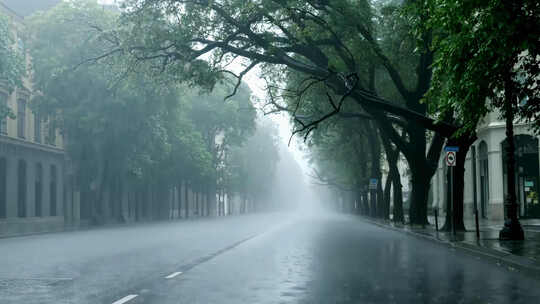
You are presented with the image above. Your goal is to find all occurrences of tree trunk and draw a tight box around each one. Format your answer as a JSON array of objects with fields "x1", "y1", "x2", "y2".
[
  {"x1": 217, "y1": 190, "x2": 222, "y2": 216},
  {"x1": 499, "y1": 71, "x2": 524, "y2": 240},
  {"x1": 201, "y1": 192, "x2": 205, "y2": 216},
  {"x1": 184, "y1": 182, "x2": 189, "y2": 219},
  {"x1": 381, "y1": 134, "x2": 399, "y2": 221},
  {"x1": 441, "y1": 135, "x2": 475, "y2": 232},
  {"x1": 195, "y1": 191, "x2": 199, "y2": 216},
  {"x1": 392, "y1": 171, "x2": 404, "y2": 223},
  {"x1": 408, "y1": 165, "x2": 431, "y2": 226},
  {"x1": 354, "y1": 190, "x2": 361, "y2": 214},
  {"x1": 365, "y1": 122, "x2": 382, "y2": 218},
  {"x1": 362, "y1": 191, "x2": 369, "y2": 215},
  {"x1": 206, "y1": 183, "x2": 216, "y2": 216},
  {"x1": 388, "y1": 155, "x2": 404, "y2": 223},
  {"x1": 177, "y1": 182, "x2": 182, "y2": 218},
  {"x1": 382, "y1": 173, "x2": 392, "y2": 220}
]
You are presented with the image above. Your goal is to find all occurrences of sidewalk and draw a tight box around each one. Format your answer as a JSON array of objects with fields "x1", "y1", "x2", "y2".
[{"x1": 364, "y1": 215, "x2": 540, "y2": 276}]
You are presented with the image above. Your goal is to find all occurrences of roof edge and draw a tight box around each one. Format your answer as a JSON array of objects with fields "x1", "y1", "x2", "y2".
[{"x1": 0, "y1": 2, "x2": 24, "y2": 21}]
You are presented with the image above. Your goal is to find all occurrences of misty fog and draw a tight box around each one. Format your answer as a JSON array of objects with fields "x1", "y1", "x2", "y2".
[{"x1": 2, "y1": 0, "x2": 540, "y2": 303}]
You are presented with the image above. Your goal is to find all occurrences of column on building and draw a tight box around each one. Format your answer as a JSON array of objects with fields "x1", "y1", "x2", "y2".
[
  {"x1": 463, "y1": 150, "x2": 475, "y2": 218},
  {"x1": 488, "y1": 133, "x2": 505, "y2": 220}
]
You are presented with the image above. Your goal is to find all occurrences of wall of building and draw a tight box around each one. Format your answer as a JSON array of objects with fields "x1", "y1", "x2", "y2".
[
  {"x1": 0, "y1": 133, "x2": 65, "y2": 236},
  {"x1": 1, "y1": 5, "x2": 66, "y2": 236}
]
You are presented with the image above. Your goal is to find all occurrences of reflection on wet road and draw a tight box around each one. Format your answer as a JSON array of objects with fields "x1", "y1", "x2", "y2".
[
  {"x1": 126, "y1": 214, "x2": 540, "y2": 304},
  {"x1": 2, "y1": 213, "x2": 540, "y2": 303}
]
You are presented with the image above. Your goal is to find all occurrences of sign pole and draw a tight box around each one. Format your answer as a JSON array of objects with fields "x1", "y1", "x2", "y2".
[
  {"x1": 444, "y1": 146, "x2": 459, "y2": 238},
  {"x1": 434, "y1": 207, "x2": 439, "y2": 232},
  {"x1": 451, "y1": 166, "x2": 456, "y2": 237},
  {"x1": 369, "y1": 178, "x2": 378, "y2": 217}
]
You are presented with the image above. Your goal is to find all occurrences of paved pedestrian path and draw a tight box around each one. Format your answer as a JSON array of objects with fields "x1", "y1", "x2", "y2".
[{"x1": 368, "y1": 215, "x2": 540, "y2": 276}]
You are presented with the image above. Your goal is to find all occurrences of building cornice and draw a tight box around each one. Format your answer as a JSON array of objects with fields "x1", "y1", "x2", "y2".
[
  {"x1": 0, "y1": 134, "x2": 64, "y2": 155},
  {"x1": 477, "y1": 121, "x2": 532, "y2": 135}
]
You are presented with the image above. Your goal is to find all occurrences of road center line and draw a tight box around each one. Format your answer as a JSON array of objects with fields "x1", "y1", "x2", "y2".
[
  {"x1": 112, "y1": 294, "x2": 138, "y2": 304},
  {"x1": 165, "y1": 271, "x2": 183, "y2": 279}
]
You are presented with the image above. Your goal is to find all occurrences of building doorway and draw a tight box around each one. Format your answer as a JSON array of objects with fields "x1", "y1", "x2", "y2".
[
  {"x1": 50, "y1": 165, "x2": 57, "y2": 216},
  {"x1": 502, "y1": 135, "x2": 540, "y2": 218},
  {"x1": 18, "y1": 159, "x2": 27, "y2": 217},
  {"x1": 35, "y1": 163, "x2": 43, "y2": 217}
]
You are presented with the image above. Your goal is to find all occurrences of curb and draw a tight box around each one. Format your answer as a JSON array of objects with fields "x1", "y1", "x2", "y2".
[{"x1": 359, "y1": 216, "x2": 540, "y2": 278}]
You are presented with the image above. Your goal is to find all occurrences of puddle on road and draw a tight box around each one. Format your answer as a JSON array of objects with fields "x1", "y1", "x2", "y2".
[{"x1": 277, "y1": 244, "x2": 314, "y2": 302}]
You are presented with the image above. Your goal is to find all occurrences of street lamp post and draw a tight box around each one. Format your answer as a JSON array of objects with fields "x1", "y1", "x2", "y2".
[{"x1": 499, "y1": 90, "x2": 524, "y2": 240}]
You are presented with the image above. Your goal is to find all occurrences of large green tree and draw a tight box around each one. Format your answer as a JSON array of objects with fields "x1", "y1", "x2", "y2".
[
  {"x1": 426, "y1": 0, "x2": 539, "y2": 238},
  {"x1": 26, "y1": 0, "x2": 258, "y2": 221},
  {"x1": 0, "y1": 11, "x2": 25, "y2": 119}
]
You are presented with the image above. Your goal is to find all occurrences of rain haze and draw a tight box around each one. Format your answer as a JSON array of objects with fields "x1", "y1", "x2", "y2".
[{"x1": 1, "y1": 0, "x2": 540, "y2": 304}]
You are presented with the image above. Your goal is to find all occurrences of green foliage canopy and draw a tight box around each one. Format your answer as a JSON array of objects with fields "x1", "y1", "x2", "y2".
[{"x1": 426, "y1": 0, "x2": 540, "y2": 133}]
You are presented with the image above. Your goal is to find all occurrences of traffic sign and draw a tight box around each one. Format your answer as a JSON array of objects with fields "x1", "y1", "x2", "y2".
[
  {"x1": 444, "y1": 146, "x2": 459, "y2": 152},
  {"x1": 369, "y1": 178, "x2": 378, "y2": 190},
  {"x1": 445, "y1": 151, "x2": 457, "y2": 167}
]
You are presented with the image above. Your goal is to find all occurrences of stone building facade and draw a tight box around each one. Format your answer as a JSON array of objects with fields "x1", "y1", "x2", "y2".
[{"x1": 1, "y1": 1, "x2": 67, "y2": 235}]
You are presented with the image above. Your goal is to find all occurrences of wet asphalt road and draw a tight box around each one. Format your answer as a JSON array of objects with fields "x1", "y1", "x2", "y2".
[{"x1": 1, "y1": 212, "x2": 540, "y2": 304}]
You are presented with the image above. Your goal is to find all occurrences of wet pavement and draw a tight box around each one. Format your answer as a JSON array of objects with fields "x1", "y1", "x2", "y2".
[
  {"x1": 2, "y1": 212, "x2": 540, "y2": 303},
  {"x1": 412, "y1": 216, "x2": 540, "y2": 260}
]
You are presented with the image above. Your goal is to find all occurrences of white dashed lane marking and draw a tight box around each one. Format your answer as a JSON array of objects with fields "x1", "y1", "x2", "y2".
[
  {"x1": 111, "y1": 294, "x2": 138, "y2": 304},
  {"x1": 165, "y1": 271, "x2": 183, "y2": 279}
]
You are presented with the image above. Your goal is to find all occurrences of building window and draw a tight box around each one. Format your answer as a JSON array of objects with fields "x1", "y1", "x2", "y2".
[
  {"x1": 18, "y1": 159, "x2": 27, "y2": 217},
  {"x1": 34, "y1": 113, "x2": 41, "y2": 143},
  {"x1": 35, "y1": 163, "x2": 43, "y2": 217},
  {"x1": 0, "y1": 158, "x2": 6, "y2": 218},
  {"x1": 1, "y1": 92, "x2": 8, "y2": 134},
  {"x1": 47, "y1": 118, "x2": 56, "y2": 146},
  {"x1": 17, "y1": 99, "x2": 26, "y2": 139},
  {"x1": 50, "y1": 164, "x2": 57, "y2": 216}
]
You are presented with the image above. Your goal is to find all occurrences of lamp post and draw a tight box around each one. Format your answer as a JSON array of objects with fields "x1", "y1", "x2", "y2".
[{"x1": 499, "y1": 85, "x2": 524, "y2": 240}]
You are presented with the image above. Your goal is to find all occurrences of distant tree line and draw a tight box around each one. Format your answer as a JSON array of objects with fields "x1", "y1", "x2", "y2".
[{"x1": 1, "y1": 1, "x2": 282, "y2": 223}]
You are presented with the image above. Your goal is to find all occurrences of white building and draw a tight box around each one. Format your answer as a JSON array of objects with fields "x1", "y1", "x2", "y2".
[{"x1": 431, "y1": 110, "x2": 540, "y2": 220}]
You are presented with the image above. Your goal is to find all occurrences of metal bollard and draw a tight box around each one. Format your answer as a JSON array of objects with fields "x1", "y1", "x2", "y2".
[{"x1": 434, "y1": 208, "x2": 439, "y2": 232}]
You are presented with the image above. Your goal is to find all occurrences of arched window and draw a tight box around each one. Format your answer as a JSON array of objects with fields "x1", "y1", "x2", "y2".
[
  {"x1": 18, "y1": 159, "x2": 27, "y2": 217},
  {"x1": 50, "y1": 165, "x2": 57, "y2": 216},
  {"x1": 0, "y1": 157, "x2": 6, "y2": 218},
  {"x1": 47, "y1": 117, "x2": 56, "y2": 146},
  {"x1": 35, "y1": 163, "x2": 43, "y2": 217},
  {"x1": 17, "y1": 99, "x2": 26, "y2": 139}
]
